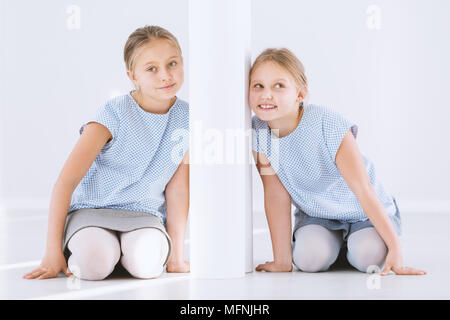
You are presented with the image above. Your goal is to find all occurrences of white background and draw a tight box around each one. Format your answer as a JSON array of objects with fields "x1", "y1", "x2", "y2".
[{"x1": 1, "y1": 0, "x2": 449, "y2": 214}]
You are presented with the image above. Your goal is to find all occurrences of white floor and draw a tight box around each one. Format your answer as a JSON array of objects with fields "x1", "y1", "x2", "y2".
[{"x1": 1, "y1": 209, "x2": 449, "y2": 300}]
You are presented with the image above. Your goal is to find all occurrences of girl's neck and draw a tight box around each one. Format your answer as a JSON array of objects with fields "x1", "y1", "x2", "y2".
[
  {"x1": 267, "y1": 106, "x2": 304, "y2": 138},
  {"x1": 132, "y1": 90, "x2": 176, "y2": 114}
]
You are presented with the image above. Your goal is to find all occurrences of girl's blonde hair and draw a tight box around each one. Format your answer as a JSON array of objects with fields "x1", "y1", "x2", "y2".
[
  {"x1": 124, "y1": 25, "x2": 182, "y2": 73},
  {"x1": 250, "y1": 48, "x2": 308, "y2": 100}
]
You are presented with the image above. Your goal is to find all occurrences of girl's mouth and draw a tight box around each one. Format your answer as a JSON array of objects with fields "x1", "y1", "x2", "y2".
[
  {"x1": 159, "y1": 83, "x2": 176, "y2": 90},
  {"x1": 258, "y1": 104, "x2": 277, "y2": 111}
]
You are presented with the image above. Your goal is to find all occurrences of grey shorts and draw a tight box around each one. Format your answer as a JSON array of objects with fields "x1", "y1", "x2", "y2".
[
  {"x1": 292, "y1": 197, "x2": 402, "y2": 243},
  {"x1": 62, "y1": 208, "x2": 172, "y2": 266}
]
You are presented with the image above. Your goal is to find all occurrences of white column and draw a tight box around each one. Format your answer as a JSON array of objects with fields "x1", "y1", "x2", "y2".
[{"x1": 189, "y1": 0, "x2": 252, "y2": 278}]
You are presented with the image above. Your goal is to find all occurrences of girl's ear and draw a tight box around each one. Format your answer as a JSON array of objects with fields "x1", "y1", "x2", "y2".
[
  {"x1": 296, "y1": 88, "x2": 305, "y2": 104},
  {"x1": 126, "y1": 70, "x2": 138, "y2": 87}
]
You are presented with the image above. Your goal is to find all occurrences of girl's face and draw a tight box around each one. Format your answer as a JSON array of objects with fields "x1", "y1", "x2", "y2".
[
  {"x1": 249, "y1": 61, "x2": 304, "y2": 121},
  {"x1": 127, "y1": 39, "x2": 184, "y2": 101}
]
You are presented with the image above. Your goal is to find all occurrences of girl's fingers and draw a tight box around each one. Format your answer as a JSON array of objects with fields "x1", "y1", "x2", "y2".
[
  {"x1": 417, "y1": 269, "x2": 427, "y2": 275},
  {"x1": 393, "y1": 266, "x2": 427, "y2": 275},
  {"x1": 37, "y1": 272, "x2": 49, "y2": 280},
  {"x1": 38, "y1": 271, "x2": 55, "y2": 280},
  {"x1": 33, "y1": 269, "x2": 48, "y2": 279},
  {"x1": 22, "y1": 272, "x2": 33, "y2": 278},
  {"x1": 380, "y1": 265, "x2": 392, "y2": 276},
  {"x1": 64, "y1": 269, "x2": 74, "y2": 278},
  {"x1": 23, "y1": 268, "x2": 40, "y2": 278},
  {"x1": 255, "y1": 262, "x2": 270, "y2": 272},
  {"x1": 23, "y1": 269, "x2": 40, "y2": 278},
  {"x1": 23, "y1": 268, "x2": 46, "y2": 279}
]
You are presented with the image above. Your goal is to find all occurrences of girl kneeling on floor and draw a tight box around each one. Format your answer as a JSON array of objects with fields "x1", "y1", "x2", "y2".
[
  {"x1": 250, "y1": 48, "x2": 425, "y2": 276},
  {"x1": 23, "y1": 25, "x2": 190, "y2": 281}
]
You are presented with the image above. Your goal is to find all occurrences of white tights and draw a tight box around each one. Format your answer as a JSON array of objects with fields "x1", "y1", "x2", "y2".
[
  {"x1": 293, "y1": 225, "x2": 388, "y2": 273},
  {"x1": 67, "y1": 227, "x2": 169, "y2": 281}
]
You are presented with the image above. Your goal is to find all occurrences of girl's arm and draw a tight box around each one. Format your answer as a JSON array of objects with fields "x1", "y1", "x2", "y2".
[
  {"x1": 253, "y1": 151, "x2": 293, "y2": 272},
  {"x1": 165, "y1": 150, "x2": 190, "y2": 273},
  {"x1": 23, "y1": 122, "x2": 112, "y2": 279},
  {"x1": 335, "y1": 130, "x2": 426, "y2": 276}
]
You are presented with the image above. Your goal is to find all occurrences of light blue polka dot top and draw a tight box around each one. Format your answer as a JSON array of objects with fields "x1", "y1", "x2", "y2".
[
  {"x1": 252, "y1": 104, "x2": 397, "y2": 223},
  {"x1": 69, "y1": 92, "x2": 189, "y2": 224}
]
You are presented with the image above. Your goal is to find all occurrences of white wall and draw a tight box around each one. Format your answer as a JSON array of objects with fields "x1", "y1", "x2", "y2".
[{"x1": 1, "y1": 0, "x2": 449, "y2": 214}]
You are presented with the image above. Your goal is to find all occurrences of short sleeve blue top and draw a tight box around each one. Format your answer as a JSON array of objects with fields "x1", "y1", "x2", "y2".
[
  {"x1": 69, "y1": 92, "x2": 189, "y2": 224},
  {"x1": 252, "y1": 104, "x2": 397, "y2": 223}
]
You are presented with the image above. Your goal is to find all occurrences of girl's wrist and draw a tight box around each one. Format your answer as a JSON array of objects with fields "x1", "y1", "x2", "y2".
[
  {"x1": 45, "y1": 242, "x2": 63, "y2": 253},
  {"x1": 167, "y1": 249, "x2": 185, "y2": 263},
  {"x1": 273, "y1": 260, "x2": 293, "y2": 272},
  {"x1": 167, "y1": 257, "x2": 185, "y2": 264},
  {"x1": 274, "y1": 255, "x2": 293, "y2": 267},
  {"x1": 387, "y1": 240, "x2": 402, "y2": 252}
]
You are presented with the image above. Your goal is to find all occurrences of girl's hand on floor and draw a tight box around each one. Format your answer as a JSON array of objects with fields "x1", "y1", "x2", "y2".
[
  {"x1": 22, "y1": 251, "x2": 73, "y2": 280},
  {"x1": 255, "y1": 261, "x2": 292, "y2": 272},
  {"x1": 381, "y1": 249, "x2": 427, "y2": 276},
  {"x1": 166, "y1": 260, "x2": 190, "y2": 273}
]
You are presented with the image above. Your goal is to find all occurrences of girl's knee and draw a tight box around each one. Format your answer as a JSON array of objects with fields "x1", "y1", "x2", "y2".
[
  {"x1": 293, "y1": 245, "x2": 335, "y2": 273},
  {"x1": 346, "y1": 227, "x2": 388, "y2": 273},
  {"x1": 67, "y1": 227, "x2": 121, "y2": 280},
  {"x1": 120, "y1": 228, "x2": 169, "y2": 279},
  {"x1": 68, "y1": 251, "x2": 119, "y2": 281},
  {"x1": 293, "y1": 225, "x2": 342, "y2": 273}
]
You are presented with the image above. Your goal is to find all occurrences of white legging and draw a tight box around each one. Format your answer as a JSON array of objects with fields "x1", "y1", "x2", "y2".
[
  {"x1": 67, "y1": 227, "x2": 169, "y2": 281},
  {"x1": 293, "y1": 225, "x2": 388, "y2": 273}
]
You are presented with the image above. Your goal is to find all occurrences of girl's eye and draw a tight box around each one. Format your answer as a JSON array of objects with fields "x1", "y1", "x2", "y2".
[
  {"x1": 147, "y1": 67, "x2": 156, "y2": 72},
  {"x1": 252, "y1": 83, "x2": 283, "y2": 89},
  {"x1": 169, "y1": 61, "x2": 177, "y2": 67}
]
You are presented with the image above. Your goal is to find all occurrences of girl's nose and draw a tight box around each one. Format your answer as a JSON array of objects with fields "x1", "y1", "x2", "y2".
[
  {"x1": 159, "y1": 67, "x2": 172, "y2": 82},
  {"x1": 261, "y1": 89, "x2": 273, "y2": 100}
]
